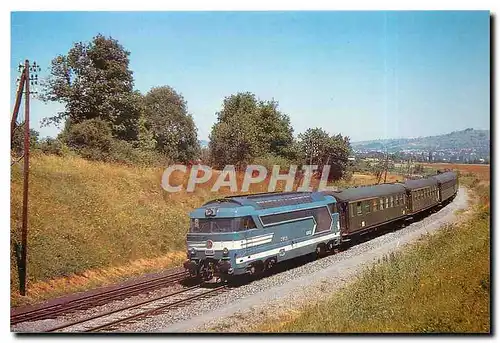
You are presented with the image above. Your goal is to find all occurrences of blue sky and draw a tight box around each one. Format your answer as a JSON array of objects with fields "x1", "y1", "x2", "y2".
[{"x1": 11, "y1": 11, "x2": 490, "y2": 142}]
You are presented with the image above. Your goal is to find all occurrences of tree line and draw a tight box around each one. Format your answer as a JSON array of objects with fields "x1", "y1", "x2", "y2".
[{"x1": 14, "y1": 34, "x2": 352, "y2": 181}]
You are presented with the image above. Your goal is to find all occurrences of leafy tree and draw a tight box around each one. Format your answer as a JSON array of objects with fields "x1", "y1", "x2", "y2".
[
  {"x1": 143, "y1": 86, "x2": 200, "y2": 163},
  {"x1": 11, "y1": 123, "x2": 39, "y2": 154},
  {"x1": 297, "y1": 128, "x2": 351, "y2": 181},
  {"x1": 65, "y1": 118, "x2": 114, "y2": 161},
  {"x1": 255, "y1": 100, "x2": 294, "y2": 159},
  {"x1": 41, "y1": 34, "x2": 140, "y2": 141},
  {"x1": 136, "y1": 113, "x2": 156, "y2": 152},
  {"x1": 209, "y1": 92, "x2": 294, "y2": 169},
  {"x1": 209, "y1": 92, "x2": 260, "y2": 169}
]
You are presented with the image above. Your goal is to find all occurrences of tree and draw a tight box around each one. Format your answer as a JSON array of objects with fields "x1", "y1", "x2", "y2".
[
  {"x1": 209, "y1": 92, "x2": 294, "y2": 169},
  {"x1": 297, "y1": 128, "x2": 351, "y2": 181},
  {"x1": 11, "y1": 123, "x2": 39, "y2": 154},
  {"x1": 41, "y1": 34, "x2": 140, "y2": 141},
  {"x1": 209, "y1": 92, "x2": 261, "y2": 169},
  {"x1": 143, "y1": 86, "x2": 200, "y2": 163},
  {"x1": 65, "y1": 118, "x2": 114, "y2": 161},
  {"x1": 255, "y1": 100, "x2": 294, "y2": 159}
]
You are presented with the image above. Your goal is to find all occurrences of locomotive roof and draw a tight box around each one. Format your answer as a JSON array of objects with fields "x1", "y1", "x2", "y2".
[
  {"x1": 322, "y1": 183, "x2": 406, "y2": 202},
  {"x1": 404, "y1": 177, "x2": 438, "y2": 190},
  {"x1": 432, "y1": 171, "x2": 457, "y2": 184},
  {"x1": 202, "y1": 191, "x2": 333, "y2": 210}
]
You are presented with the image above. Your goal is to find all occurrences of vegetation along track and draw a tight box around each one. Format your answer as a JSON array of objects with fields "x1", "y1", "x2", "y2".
[
  {"x1": 46, "y1": 285, "x2": 227, "y2": 332},
  {"x1": 11, "y1": 270, "x2": 188, "y2": 325}
]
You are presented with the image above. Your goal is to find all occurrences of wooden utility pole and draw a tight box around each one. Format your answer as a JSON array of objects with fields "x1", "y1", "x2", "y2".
[
  {"x1": 12, "y1": 59, "x2": 40, "y2": 296},
  {"x1": 20, "y1": 60, "x2": 30, "y2": 296},
  {"x1": 383, "y1": 151, "x2": 389, "y2": 183}
]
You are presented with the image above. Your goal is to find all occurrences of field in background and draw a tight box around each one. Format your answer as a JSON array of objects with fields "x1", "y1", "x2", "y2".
[
  {"x1": 11, "y1": 153, "x2": 402, "y2": 307},
  {"x1": 256, "y1": 165, "x2": 490, "y2": 333}
]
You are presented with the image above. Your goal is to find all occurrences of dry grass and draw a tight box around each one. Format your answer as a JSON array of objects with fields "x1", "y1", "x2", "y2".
[
  {"x1": 257, "y1": 169, "x2": 490, "y2": 333},
  {"x1": 11, "y1": 252, "x2": 185, "y2": 307},
  {"x1": 11, "y1": 153, "x2": 205, "y2": 306},
  {"x1": 422, "y1": 163, "x2": 490, "y2": 182}
]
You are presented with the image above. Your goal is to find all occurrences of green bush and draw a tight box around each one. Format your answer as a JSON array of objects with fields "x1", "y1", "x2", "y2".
[
  {"x1": 252, "y1": 153, "x2": 294, "y2": 172},
  {"x1": 65, "y1": 118, "x2": 114, "y2": 161},
  {"x1": 39, "y1": 138, "x2": 67, "y2": 156}
]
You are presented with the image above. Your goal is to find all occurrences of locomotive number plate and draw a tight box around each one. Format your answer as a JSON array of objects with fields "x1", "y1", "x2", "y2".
[{"x1": 205, "y1": 249, "x2": 214, "y2": 256}]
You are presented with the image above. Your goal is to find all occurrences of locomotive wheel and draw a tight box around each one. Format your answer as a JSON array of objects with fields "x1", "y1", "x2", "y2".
[
  {"x1": 316, "y1": 244, "x2": 326, "y2": 258},
  {"x1": 248, "y1": 261, "x2": 265, "y2": 275},
  {"x1": 327, "y1": 241, "x2": 335, "y2": 252},
  {"x1": 265, "y1": 258, "x2": 277, "y2": 271}
]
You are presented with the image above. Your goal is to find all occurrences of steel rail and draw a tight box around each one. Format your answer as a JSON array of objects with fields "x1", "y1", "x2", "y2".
[
  {"x1": 86, "y1": 286, "x2": 226, "y2": 332},
  {"x1": 46, "y1": 285, "x2": 224, "y2": 332},
  {"x1": 11, "y1": 271, "x2": 188, "y2": 325}
]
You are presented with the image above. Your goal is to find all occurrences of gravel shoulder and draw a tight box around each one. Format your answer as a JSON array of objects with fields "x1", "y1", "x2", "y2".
[{"x1": 125, "y1": 187, "x2": 470, "y2": 333}]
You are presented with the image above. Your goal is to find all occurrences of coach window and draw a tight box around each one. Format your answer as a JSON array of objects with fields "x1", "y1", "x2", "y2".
[
  {"x1": 372, "y1": 199, "x2": 378, "y2": 212},
  {"x1": 395, "y1": 195, "x2": 399, "y2": 206},
  {"x1": 350, "y1": 203, "x2": 354, "y2": 217},
  {"x1": 385, "y1": 197, "x2": 389, "y2": 209},
  {"x1": 364, "y1": 201, "x2": 371, "y2": 214},
  {"x1": 389, "y1": 196, "x2": 394, "y2": 208},
  {"x1": 380, "y1": 198, "x2": 384, "y2": 210},
  {"x1": 356, "y1": 202, "x2": 362, "y2": 216}
]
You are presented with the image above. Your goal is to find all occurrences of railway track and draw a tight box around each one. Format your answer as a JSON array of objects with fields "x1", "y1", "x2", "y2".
[
  {"x1": 46, "y1": 285, "x2": 227, "y2": 332},
  {"x1": 11, "y1": 270, "x2": 188, "y2": 326}
]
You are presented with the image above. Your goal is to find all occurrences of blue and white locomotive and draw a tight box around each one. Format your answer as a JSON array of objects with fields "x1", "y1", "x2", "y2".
[{"x1": 183, "y1": 191, "x2": 341, "y2": 281}]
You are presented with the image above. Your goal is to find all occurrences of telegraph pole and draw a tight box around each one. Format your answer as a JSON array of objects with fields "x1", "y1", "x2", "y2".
[
  {"x1": 12, "y1": 59, "x2": 40, "y2": 296},
  {"x1": 383, "y1": 151, "x2": 389, "y2": 183}
]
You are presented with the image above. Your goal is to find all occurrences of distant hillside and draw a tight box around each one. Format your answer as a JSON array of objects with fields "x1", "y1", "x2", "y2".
[{"x1": 352, "y1": 128, "x2": 490, "y2": 156}]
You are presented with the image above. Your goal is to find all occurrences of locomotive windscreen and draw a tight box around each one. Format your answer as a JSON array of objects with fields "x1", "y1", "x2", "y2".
[{"x1": 189, "y1": 216, "x2": 256, "y2": 233}]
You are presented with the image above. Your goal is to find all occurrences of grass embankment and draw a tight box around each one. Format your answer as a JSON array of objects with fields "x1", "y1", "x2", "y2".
[
  {"x1": 11, "y1": 153, "x2": 400, "y2": 307},
  {"x1": 10, "y1": 154, "x2": 200, "y2": 306},
  {"x1": 259, "y1": 166, "x2": 490, "y2": 333}
]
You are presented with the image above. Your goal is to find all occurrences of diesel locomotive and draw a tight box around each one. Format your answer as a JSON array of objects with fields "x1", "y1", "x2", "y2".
[{"x1": 183, "y1": 171, "x2": 458, "y2": 282}]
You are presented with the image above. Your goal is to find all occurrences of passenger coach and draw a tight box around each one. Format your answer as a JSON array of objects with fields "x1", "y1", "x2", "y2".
[
  {"x1": 184, "y1": 191, "x2": 340, "y2": 281},
  {"x1": 404, "y1": 178, "x2": 440, "y2": 215},
  {"x1": 433, "y1": 171, "x2": 458, "y2": 203},
  {"x1": 323, "y1": 184, "x2": 407, "y2": 238}
]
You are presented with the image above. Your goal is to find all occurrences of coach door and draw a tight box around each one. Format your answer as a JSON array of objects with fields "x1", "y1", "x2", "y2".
[{"x1": 339, "y1": 202, "x2": 348, "y2": 234}]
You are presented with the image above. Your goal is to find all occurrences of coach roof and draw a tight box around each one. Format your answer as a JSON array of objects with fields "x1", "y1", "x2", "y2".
[
  {"x1": 404, "y1": 177, "x2": 439, "y2": 190},
  {"x1": 322, "y1": 183, "x2": 406, "y2": 202},
  {"x1": 432, "y1": 171, "x2": 457, "y2": 184}
]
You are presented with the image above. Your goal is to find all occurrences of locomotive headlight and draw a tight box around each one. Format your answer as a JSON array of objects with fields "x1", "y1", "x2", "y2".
[
  {"x1": 189, "y1": 248, "x2": 196, "y2": 256},
  {"x1": 222, "y1": 247, "x2": 229, "y2": 257}
]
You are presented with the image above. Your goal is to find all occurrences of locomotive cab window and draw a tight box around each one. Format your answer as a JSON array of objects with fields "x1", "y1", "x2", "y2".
[{"x1": 189, "y1": 216, "x2": 255, "y2": 233}]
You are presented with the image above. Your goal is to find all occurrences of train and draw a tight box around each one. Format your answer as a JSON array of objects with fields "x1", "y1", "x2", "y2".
[{"x1": 183, "y1": 171, "x2": 458, "y2": 282}]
